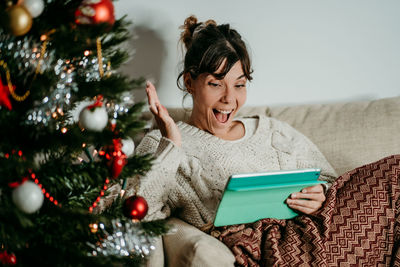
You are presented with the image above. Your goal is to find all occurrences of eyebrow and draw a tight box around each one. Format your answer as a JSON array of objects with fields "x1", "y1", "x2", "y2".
[
  {"x1": 237, "y1": 74, "x2": 246, "y2": 80},
  {"x1": 208, "y1": 73, "x2": 246, "y2": 80}
]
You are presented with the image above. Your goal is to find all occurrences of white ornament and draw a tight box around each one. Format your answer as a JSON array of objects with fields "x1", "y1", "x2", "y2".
[
  {"x1": 79, "y1": 106, "x2": 108, "y2": 132},
  {"x1": 12, "y1": 180, "x2": 44, "y2": 214},
  {"x1": 22, "y1": 0, "x2": 45, "y2": 18},
  {"x1": 121, "y1": 138, "x2": 135, "y2": 157}
]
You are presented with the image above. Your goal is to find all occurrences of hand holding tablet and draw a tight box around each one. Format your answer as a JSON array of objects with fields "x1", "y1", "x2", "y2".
[{"x1": 213, "y1": 168, "x2": 326, "y2": 227}]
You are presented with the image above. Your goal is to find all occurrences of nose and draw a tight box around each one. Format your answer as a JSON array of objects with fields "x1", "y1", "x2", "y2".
[{"x1": 220, "y1": 84, "x2": 235, "y2": 103}]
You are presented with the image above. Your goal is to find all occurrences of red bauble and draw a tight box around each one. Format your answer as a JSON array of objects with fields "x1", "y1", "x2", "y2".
[
  {"x1": 123, "y1": 195, "x2": 148, "y2": 220},
  {"x1": 75, "y1": 0, "x2": 115, "y2": 25},
  {"x1": 0, "y1": 251, "x2": 17, "y2": 266},
  {"x1": 0, "y1": 79, "x2": 13, "y2": 110},
  {"x1": 7, "y1": 254, "x2": 16, "y2": 266}
]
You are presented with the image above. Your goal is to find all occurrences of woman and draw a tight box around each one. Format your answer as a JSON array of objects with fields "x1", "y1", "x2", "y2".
[
  {"x1": 134, "y1": 16, "x2": 336, "y2": 227},
  {"x1": 103, "y1": 16, "x2": 400, "y2": 266}
]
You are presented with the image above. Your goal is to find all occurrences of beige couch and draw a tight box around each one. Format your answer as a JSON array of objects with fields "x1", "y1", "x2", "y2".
[{"x1": 145, "y1": 96, "x2": 400, "y2": 266}]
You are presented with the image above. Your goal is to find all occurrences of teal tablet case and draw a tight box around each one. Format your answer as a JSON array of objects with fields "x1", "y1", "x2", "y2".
[{"x1": 213, "y1": 168, "x2": 325, "y2": 227}]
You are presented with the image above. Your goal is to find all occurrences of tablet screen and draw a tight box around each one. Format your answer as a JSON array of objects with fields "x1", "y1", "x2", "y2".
[{"x1": 213, "y1": 168, "x2": 325, "y2": 227}]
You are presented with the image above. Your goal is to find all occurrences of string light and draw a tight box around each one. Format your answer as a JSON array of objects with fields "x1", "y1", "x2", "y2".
[
  {"x1": 29, "y1": 171, "x2": 60, "y2": 207},
  {"x1": 89, "y1": 223, "x2": 98, "y2": 233},
  {"x1": 88, "y1": 178, "x2": 110, "y2": 213}
]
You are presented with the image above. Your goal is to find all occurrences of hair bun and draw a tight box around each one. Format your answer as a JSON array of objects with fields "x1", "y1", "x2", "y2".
[
  {"x1": 180, "y1": 15, "x2": 198, "y2": 50},
  {"x1": 204, "y1": 19, "x2": 217, "y2": 27},
  {"x1": 180, "y1": 15, "x2": 217, "y2": 50}
]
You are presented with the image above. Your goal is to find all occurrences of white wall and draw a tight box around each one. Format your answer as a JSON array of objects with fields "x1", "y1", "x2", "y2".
[{"x1": 115, "y1": 0, "x2": 400, "y2": 107}]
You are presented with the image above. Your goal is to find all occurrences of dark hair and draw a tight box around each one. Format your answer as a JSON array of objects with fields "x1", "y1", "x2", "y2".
[{"x1": 177, "y1": 15, "x2": 253, "y2": 93}]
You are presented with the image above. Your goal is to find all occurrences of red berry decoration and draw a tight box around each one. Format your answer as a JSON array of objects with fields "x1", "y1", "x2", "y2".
[
  {"x1": 104, "y1": 139, "x2": 128, "y2": 178},
  {"x1": 112, "y1": 153, "x2": 127, "y2": 178},
  {"x1": 75, "y1": 0, "x2": 115, "y2": 26},
  {"x1": 123, "y1": 195, "x2": 148, "y2": 220}
]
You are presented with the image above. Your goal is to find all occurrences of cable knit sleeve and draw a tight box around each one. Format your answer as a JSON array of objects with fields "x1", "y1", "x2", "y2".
[
  {"x1": 126, "y1": 130, "x2": 184, "y2": 221},
  {"x1": 270, "y1": 118, "x2": 338, "y2": 192}
]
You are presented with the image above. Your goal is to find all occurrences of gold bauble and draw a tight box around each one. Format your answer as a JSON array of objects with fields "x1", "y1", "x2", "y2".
[{"x1": 7, "y1": 5, "x2": 33, "y2": 36}]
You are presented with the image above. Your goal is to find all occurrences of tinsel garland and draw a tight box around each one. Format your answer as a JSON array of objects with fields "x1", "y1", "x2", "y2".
[
  {"x1": 87, "y1": 219, "x2": 157, "y2": 258},
  {"x1": 0, "y1": 31, "x2": 133, "y2": 126},
  {"x1": 0, "y1": 31, "x2": 51, "y2": 81}
]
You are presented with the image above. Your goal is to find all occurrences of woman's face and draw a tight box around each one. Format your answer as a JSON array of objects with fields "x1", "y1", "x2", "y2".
[{"x1": 187, "y1": 60, "x2": 247, "y2": 138}]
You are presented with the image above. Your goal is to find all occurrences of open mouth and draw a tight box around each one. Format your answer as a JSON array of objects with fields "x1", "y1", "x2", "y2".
[{"x1": 213, "y1": 109, "x2": 233, "y2": 123}]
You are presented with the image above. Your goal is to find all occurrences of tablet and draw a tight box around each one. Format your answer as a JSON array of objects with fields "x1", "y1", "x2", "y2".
[{"x1": 213, "y1": 168, "x2": 325, "y2": 227}]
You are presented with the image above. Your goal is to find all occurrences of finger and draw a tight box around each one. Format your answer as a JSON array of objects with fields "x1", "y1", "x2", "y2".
[
  {"x1": 146, "y1": 81, "x2": 160, "y2": 114},
  {"x1": 286, "y1": 199, "x2": 321, "y2": 210},
  {"x1": 301, "y1": 184, "x2": 324, "y2": 194},
  {"x1": 290, "y1": 192, "x2": 326, "y2": 202},
  {"x1": 146, "y1": 81, "x2": 160, "y2": 104},
  {"x1": 287, "y1": 203, "x2": 316, "y2": 215}
]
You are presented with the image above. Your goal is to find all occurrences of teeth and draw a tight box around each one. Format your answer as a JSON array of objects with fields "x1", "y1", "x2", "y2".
[{"x1": 216, "y1": 109, "x2": 232, "y2": 114}]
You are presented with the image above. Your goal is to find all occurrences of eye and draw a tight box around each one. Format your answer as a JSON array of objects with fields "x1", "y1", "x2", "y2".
[
  {"x1": 235, "y1": 78, "x2": 248, "y2": 88},
  {"x1": 208, "y1": 82, "x2": 221, "y2": 87},
  {"x1": 235, "y1": 83, "x2": 246, "y2": 88}
]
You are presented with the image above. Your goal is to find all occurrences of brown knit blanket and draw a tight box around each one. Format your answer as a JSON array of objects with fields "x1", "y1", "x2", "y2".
[{"x1": 215, "y1": 155, "x2": 400, "y2": 266}]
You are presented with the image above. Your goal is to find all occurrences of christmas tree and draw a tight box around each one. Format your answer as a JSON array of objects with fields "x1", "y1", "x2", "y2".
[{"x1": 0, "y1": 0, "x2": 167, "y2": 266}]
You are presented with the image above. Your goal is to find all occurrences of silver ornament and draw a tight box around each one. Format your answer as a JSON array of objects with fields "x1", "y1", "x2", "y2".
[{"x1": 23, "y1": 0, "x2": 45, "y2": 18}]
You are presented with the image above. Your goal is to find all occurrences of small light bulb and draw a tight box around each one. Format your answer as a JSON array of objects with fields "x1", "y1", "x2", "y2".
[
  {"x1": 89, "y1": 223, "x2": 99, "y2": 233},
  {"x1": 120, "y1": 190, "x2": 126, "y2": 197}
]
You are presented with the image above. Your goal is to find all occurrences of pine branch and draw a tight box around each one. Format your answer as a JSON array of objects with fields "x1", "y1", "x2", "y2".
[{"x1": 0, "y1": 1, "x2": 164, "y2": 265}]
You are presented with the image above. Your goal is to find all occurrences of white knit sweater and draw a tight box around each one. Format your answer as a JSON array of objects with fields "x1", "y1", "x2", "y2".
[{"x1": 104, "y1": 115, "x2": 337, "y2": 229}]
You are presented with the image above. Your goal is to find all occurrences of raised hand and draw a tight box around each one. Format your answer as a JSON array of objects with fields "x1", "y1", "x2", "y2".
[
  {"x1": 286, "y1": 184, "x2": 326, "y2": 214},
  {"x1": 146, "y1": 81, "x2": 182, "y2": 147}
]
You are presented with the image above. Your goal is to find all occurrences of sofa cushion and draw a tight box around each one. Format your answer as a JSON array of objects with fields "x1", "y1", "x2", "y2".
[
  {"x1": 163, "y1": 218, "x2": 235, "y2": 267},
  {"x1": 145, "y1": 236, "x2": 164, "y2": 267},
  {"x1": 268, "y1": 96, "x2": 400, "y2": 175}
]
